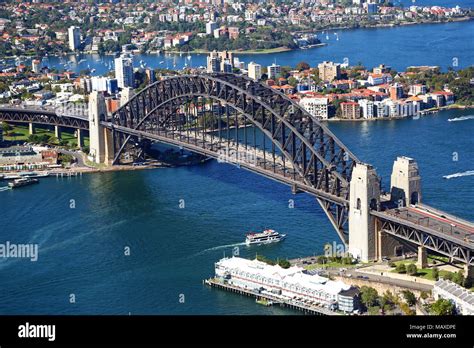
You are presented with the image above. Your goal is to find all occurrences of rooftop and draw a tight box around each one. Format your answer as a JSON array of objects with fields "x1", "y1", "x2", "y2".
[
  {"x1": 217, "y1": 256, "x2": 351, "y2": 296},
  {"x1": 435, "y1": 279, "x2": 474, "y2": 306}
]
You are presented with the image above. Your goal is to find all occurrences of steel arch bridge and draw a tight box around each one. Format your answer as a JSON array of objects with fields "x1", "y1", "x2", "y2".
[
  {"x1": 2, "y1": 73, "x2": 474, "y2": 265},
  {"x1": 107, "y1": 73, "x2": 360, "y2": 242}
]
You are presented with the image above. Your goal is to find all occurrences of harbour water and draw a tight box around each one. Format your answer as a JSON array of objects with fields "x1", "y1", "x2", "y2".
[
  {"x1": 1, "y1": 9, "x2": 474, "y2": 313},
  {"x1": 39, "y1": 19, "x2": 474, "y2": 75},
  {"x1": 0, "y1": 108, "x2": 473, "y2": 314}
]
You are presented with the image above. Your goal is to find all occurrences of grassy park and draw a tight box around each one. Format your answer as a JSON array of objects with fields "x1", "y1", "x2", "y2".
[{"x1": 2, "y1": 123, "x2": 89, "y2": 149}]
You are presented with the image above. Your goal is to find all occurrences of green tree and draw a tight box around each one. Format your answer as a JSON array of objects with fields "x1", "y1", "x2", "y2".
[
  {"x1": 406, "y1": 263, "x2": 418, "y2": 276},
  {"x1": 452, "y1": 271, "x2": 464, "y2": 285},
  {"x1": 2, "y1": 122, "x2": 11, "y2": 133},
  {"x1": 400, "y1": 302, "x2": 416, "y2": 315},
  {"x1": 402, "y1": 290, "x2": 416, "y2": 306},
  {"x1": 379, "y1": 291, "x2": 395, "y2": 310},
  {"x1": 432, "y1": 267, "x2": 439, "y2": 281},
  {"x1": 278, "y1": 259, "x2": 291, "y2": 269},
  {"x1": 420, "y1": 291, "x2": 430, "y2": 300},
  {"x1": 317, "y1": 256, "x2": 328, "y2": 264},
  {"x1": 430, "y1": 299, "x2": 455, "y2": 315},
  {"x1": 341, "y1": 256, "x2": 353, "y2": 265},
  {"x1": 443, "y1": 272, "x2": 453, "y2": 281},
  {"x1": 256, "y1": 255, "x2": 275, "y2": 266},
  {"x1": 59, "y1": 153, "x2": 74, "y2": 163},
  {"x1": 360, "y1": 286, "x2": 378, "y2": 308},
  {"x1": 296, "y1": 61, "x2": 310, "y2": 71},
  {"x1": 396, "y1": 263, "x2": 406, "y2": 274},
  {"x1": 287, "y1": 77, "x2": 297, "y2": 87}
]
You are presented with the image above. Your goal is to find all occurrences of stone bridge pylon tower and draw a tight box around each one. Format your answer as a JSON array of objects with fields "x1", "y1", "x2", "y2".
[
  {"x1": 88, "y1": 91, "x2": 113, "y2": 165},
  {"x1": 348, "y1": 163, "x2": 381, "y2": 262}
]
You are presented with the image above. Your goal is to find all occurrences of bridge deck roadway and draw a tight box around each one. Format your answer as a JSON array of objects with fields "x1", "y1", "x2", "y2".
[{"x1": 375, "y1": 204, "x2": 474, "y2": 246}]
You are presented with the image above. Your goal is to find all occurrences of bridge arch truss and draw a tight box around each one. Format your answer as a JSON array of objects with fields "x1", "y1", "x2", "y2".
[{"x1": 109, "y1": 73, "x2": 360, "y2": 242}]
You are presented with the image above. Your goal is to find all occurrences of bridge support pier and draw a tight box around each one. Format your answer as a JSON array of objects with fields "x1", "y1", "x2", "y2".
[
  {"x1": 464, "y1": 264, "x2": 474, "y2": 282},
  {"x1": 54, "y1": 125, "x2": 61, "y2": 139},
  {"x1": 416, "y1": 246, "x2": 428, "y2": 269},
  {"x1": 376, "y1": 228, "x2": 404, "y2": 261},
  {"x1": 348, "y1": 163, "x2": 380, "y2": 262},
  {"x1": 390, "y1": 156, "x2": 422, "y2": 207},
  {"x1": 28, "y1": 122, "x2": 34, "y2": 135},
  {"x1": 76, "y1": 129, "x2": 83, "y2": 148},
  {"x1": 88, "y1": 91, "x2": 113, "y2": 165}
]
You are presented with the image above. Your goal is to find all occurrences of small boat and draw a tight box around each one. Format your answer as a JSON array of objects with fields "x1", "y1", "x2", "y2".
[
  {"x1": 8, "y1": 177, "x2": 39, "y2": 189},
  {"x1": 245, "y1": 229, "x2": 286, "y2": 246}
]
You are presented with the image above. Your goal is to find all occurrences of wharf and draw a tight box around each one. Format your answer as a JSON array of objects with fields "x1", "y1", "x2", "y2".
[{"x1": 204, "y1": 278, "x2": 339, "y2": 316}]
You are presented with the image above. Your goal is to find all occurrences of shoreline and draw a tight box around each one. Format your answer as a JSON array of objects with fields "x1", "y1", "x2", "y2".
[
  {"x1": 0, "y1": 164, "x2": 164, "y2": 178},
  {"x1": 324, "y1": 104, "x2": 474, "y2": 122},
  {"x1": 298, "y1": 16, "x2": 474, "y2": 35},
  {"x1": 4, "y1": 17, "x2": 472, "y2": 60}
]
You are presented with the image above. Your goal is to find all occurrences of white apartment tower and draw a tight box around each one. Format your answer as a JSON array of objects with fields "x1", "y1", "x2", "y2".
[
  {"x1": 299, "y1": 97, "x2": 329, "y2": 119},
  {"x1": 248, "y1": 62, "x2": 262, "y2": 80},
  {"x1": 267, "y1": 63, "x2": 281, "y2": 80},
  {"x1": 68, "y1": 26, "x2": 81, "y2": 51},
  {"x1": 115, "y1": 55, "x2": 134, "y2": 89}
]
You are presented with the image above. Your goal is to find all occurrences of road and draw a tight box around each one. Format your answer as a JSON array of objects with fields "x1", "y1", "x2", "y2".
[
  {"x1": 57, "y1": 148, "x2": 89, "y2": 167},
  {"x1": 337, "y1": 269, "x2": 433, "y2": 292},
  {"x1": 383, "y1": 204, "x2": 474, "y2": 243}
]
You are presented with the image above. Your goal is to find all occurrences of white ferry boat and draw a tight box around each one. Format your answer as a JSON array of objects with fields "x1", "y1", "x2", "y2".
[
  {"x1": 245, "y1": 229, "x2": 286, "y2": 246},
  {"x1": 8, "y1": 177, "x2": 39, "y2": 189}
]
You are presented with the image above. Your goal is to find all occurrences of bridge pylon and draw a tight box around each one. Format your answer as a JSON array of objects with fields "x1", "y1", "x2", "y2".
[
  {"x1": 88, "y1": 91, "x2": 113, "y2": 165},
  {"x1": 348, "y1": 163, "x2": 381, "y2": 262},
  {"x1": 390, "y1": 156, "x2": 422, "y2": 207}
]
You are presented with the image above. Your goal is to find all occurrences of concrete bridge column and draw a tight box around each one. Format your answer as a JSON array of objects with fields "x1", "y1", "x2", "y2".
[
  {"x1": 390, "y1": 156, "x2": 422, "y2": 207},
  {"x1": 88, "y1": 91, "x2": 113, "y2": 165},
  {"x1": 76, "y1": 129, "x2": 83, "y2": 148},
  {"x1": 28, "y1": 122, "x2": 35, "y2": 135},
  {"x1": 348, "y1": 163, "x2": 381, "y2": 262},
  {"x1": 54, "y1": 125, "x2": 61, "y2": 139},
  {"x1": 464, "y1": 264, "x2": 474, "y2": 282},
  {"x1": 417, "y1": 246, "x2": 428, "y2": 269}
]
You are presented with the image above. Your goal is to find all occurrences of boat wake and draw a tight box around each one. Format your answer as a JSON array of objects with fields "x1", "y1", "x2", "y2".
[
  {"x1": 0, "y1": 186, "x2": 10, "y2": 192},
  {"x1": 447, "y1": 115, "x2": 474, "y2": 122},
  {"x1": 184, "y1": 242, "x2": 246, "y2": 260},
  {"x1": 201, "y1": 242, "x2": 246, "y2": 253},
  {"x1": 443, "y1": 170, "x2": 474, "y2": 180}
]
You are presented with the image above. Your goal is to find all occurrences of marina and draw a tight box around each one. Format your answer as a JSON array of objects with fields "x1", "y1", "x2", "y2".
[
  {"x1": 205, "y1": 256, "x2": 360, "y2": 315},
  {"x1": 204, "y1": 278, "x2": 336, "y2": 315}
]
